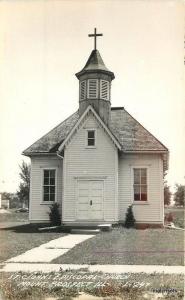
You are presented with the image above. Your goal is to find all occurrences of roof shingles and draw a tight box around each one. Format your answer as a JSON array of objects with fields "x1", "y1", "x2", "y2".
[
  {"x1": 23, "y1": 108, "x2": 168, "y2": 155},
  {"x1": 23, "y1": 112, "x2": 79, "y2": 154},
  {"x1": 75, "y1": 50, "x2": 115, "y2": 79},
  {"x1": 110, "y1": 108, "x2": 168, "y2": 152}
]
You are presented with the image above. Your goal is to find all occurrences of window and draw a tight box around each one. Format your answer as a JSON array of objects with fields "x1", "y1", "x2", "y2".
[
  {"x1": 133, "y1": 168, "x2": 147, "y2": 201},
  {"x1": 80, "y1": 80, "x2": 86, "y2": 100},
  {"x1": 43, "y1": 169, "x2": 56, "y2": 202},
  {"x1": 100, "y1": 80, "x2": 109, "y2": 100},
  {"x1": 87, "y1": 130, "x2": 95, "y2": 147},
  {"x1": 88, "y1": 79, "x2": 98, "y2": 99}
]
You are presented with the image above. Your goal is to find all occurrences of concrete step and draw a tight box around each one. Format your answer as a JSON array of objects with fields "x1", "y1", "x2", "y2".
[
  {"x1": 98, "y1": 224, "x2": 112, "y2": 231},
  {"x1": 70, "y1": 229, "x2": 100, "y2": 234}
]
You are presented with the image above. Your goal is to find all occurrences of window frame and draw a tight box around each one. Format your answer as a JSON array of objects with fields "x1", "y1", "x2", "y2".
[
  {"x1": 132, "y1": 167, "x2": 149, "y2": 204},
  {"x1": 87, "y1": 79, "x2": 98, "y2": 99},
  {"x1": 41, "y1": 168, "x2": 57, "y2": 204},
  {"x1": 86, "y1": 129, "x2": 96, "y2": 148}
]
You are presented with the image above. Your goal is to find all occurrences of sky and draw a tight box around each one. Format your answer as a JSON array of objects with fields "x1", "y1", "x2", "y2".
[{"x1": 0, "y1": 0, "x2": 184, "y2": 193}]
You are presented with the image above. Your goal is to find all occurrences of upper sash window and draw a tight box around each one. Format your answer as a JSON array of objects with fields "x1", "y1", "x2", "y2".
[
  {"x1": 43, "y1": 169, "x2": 56, "y2": 202},
  {"x1": 133, "y1": 168, "x2": 147, "y2": 201},
  {"x1": 87, "y1": 130, "x2": 96, "y2": 147}
]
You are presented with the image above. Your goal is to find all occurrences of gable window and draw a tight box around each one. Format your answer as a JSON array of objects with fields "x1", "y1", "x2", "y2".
[
  {"x1": 100, "y1": 80, "x2": 109, "y2": 100},
  {"x1": 80, "y1": 80, "x2": 86, "y2": 100},
  {"x1": 133, "y1": 168, "x2": 147, "y2": 201},
  {"x1": 43, "y1": 169, "x2": 56, "y2": 202},
  {"x1": 88, "y1": 79, "x2": 98, "y2": 99},
  {"x1": 87, "y1": 130, "x2": 95, "y2": 147}
]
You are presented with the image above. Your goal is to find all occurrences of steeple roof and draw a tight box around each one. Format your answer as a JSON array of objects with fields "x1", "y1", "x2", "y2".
[{"x1": 75, "y1": 49, "x2": 115, "y2": 79}]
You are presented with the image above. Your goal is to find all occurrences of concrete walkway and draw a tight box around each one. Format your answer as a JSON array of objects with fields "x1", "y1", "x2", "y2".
[
  {"x1": 2, "y1": 232, "x2": 184, "y2": 275},
  {"x1": 6, "y1": 234, "x2": 94, "y2": 263},
  {"x1": 0, "y1": 263, "x2": 184, "y2": 274}
]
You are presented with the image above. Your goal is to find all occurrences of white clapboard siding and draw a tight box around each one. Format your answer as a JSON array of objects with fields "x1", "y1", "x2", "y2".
[
  {"x1": 63, "y1": 112, "x2": 118, "y2": 222},
  {"x1": 29, "y1": 156, "x2": 63, "y2": 222},
  {"x1": 118, "y1": 154, "x2": 164, "y2": 223}
]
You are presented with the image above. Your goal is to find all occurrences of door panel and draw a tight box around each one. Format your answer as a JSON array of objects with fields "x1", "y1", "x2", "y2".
[
  {"x1": 77, "y1": 180, "x2": 104, "y2": 220},
  {"x1": 77, "y1": 181, "x2": 89, "y2": 220}
]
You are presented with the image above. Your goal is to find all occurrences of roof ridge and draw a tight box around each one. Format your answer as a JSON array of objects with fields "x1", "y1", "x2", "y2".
[
  {"x1": 22, "y1": 111, "x2": 78, "y2": 154},
  {"x1": 111, "y1": 107, "x2": 124, "y2": 110}
]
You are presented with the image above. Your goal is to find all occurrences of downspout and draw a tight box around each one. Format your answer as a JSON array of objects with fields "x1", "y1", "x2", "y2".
[{"x1": 56, "y1": 151, "x2": 64, "y2": 224}]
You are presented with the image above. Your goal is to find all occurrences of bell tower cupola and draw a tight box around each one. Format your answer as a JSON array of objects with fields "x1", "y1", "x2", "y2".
[{"x1": 75, "y1": 28, "x2": 115, "y2": 125}]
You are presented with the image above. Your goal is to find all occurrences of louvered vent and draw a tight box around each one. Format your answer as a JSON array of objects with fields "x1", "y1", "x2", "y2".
[
  {"x1": 100, "y1": 80, "x2": 109, "y2": 100},
  {"x1": 88, "y1": 79, "x2": 98, "y2": 99},
  {"x1": 80, "y1": 81, "x2": 86, "y2": 100}
]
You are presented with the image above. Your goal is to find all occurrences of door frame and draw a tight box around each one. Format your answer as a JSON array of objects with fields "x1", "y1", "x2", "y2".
[{"x1": 75, "y1": 178, "x2": 105, "y2": 221}]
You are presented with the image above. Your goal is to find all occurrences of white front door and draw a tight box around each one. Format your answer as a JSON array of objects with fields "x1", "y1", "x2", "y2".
[{"x1": 77, "y1": 180, "x2": 104, "y2": 220}]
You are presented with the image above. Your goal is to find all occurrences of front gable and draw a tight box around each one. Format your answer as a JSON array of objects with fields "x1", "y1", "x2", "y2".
[
  {"x1": 62, "y1": 110, "x2": 119, "y2": 222},
  {"x1": 58, "y1": 105, "x2": 121, "y2": 153},
  {"x1": 65, "y1": 111, "x2": 118, "y2": 156}
]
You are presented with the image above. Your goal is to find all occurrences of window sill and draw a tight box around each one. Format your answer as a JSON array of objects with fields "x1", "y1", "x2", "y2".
[
  {"x1": 40, "y1": 202, "x2": 56, "y2": 205},
  {"x1": 133, "y1": 201, "x2": 149, "y2": 205}
]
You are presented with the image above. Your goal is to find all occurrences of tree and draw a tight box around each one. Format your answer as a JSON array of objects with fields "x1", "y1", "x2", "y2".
[
  {"x1": 16, "y1": 161, "x2": 30, "y2": 208},
  {"x1": 174, "y1": 184, "x2": 185, "y2": 207},
  {"x1": 124, "y1": 205, "x2": 136, "y2": 228},
  {"x1": 164, "y1": 183, "x2": 172, "y2": 206},
  {"x1": 10, "y1": 194, "x2": 20, "y2": 209}
]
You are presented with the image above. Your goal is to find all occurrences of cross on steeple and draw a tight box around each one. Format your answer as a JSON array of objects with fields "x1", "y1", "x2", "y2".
[{"x1": 88, "y1": 28, "x2": 103, "y2": 50}]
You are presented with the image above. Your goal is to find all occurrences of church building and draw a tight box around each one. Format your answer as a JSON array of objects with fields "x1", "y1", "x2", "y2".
[{"x1": 23, "y1": 29, "x2": 168, "y2": 228}]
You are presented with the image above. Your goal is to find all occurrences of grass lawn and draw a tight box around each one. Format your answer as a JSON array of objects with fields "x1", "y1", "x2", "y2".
[
  {"x1": 0, "y1": 210, "x2": 29, "y2": 223},
  {"x1": 0, "y1": 211, "x2": 65, "y2": 263},
  {"x1": 53, "y1": 228, "x2": 184, "y2": 266},
  {"x1": 0, "y1": 211, "x2": 184, "y2": 299},
  {"x1": 165, "y1": 207, "x2": 184, "y2": 228}
]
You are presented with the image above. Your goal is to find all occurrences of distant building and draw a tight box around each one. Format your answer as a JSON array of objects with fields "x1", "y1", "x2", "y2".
[{"x1": 0, "y1": 193, "x2": 10, "y2": 209}]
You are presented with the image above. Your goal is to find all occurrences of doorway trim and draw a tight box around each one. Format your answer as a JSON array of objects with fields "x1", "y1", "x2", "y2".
[{"x1": 75, "y1": 177, "x2": 105, "y2": 221}]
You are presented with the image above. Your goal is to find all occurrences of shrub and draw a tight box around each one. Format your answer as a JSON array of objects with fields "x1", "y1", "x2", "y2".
[
  {"x1": 124, "y1": 205, "x2": 136, "y2": 228},
  {"x1": 48, "y1": 203, "x2": 61, "y2": 226},
  {"x1": 165, "y1": 212, "x2": 174, "y2": 223}
]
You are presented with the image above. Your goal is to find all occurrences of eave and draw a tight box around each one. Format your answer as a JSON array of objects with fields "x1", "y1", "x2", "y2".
[{"x1": 22, "y1": 152, "x2": 57, "y2": 157}]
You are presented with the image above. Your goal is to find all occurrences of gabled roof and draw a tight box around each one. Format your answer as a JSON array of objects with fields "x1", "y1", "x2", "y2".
[
  {"x1": 23, "y1": 112, "x2": 79, "y2": 155},
  {"x1": 75, "y1": 50, "x2": 115, "y2": 79},
  {"x1": 110, "y1": 107, "x2": 168, "y2": 152},
  {"x1": 58, "y1": 105, "x2": 121, "y2": 152},
  {"x1": 23, "y1": 107, "x2": 168, "y2": 156}
]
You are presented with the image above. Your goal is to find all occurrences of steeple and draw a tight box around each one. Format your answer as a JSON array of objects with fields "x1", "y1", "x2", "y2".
[
  {"x1": 76, "y1": 49, "x2": 115, "y2": 79},
  {"x1": 75, "y1": 29, "x2": 115, "y2": 125}
]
